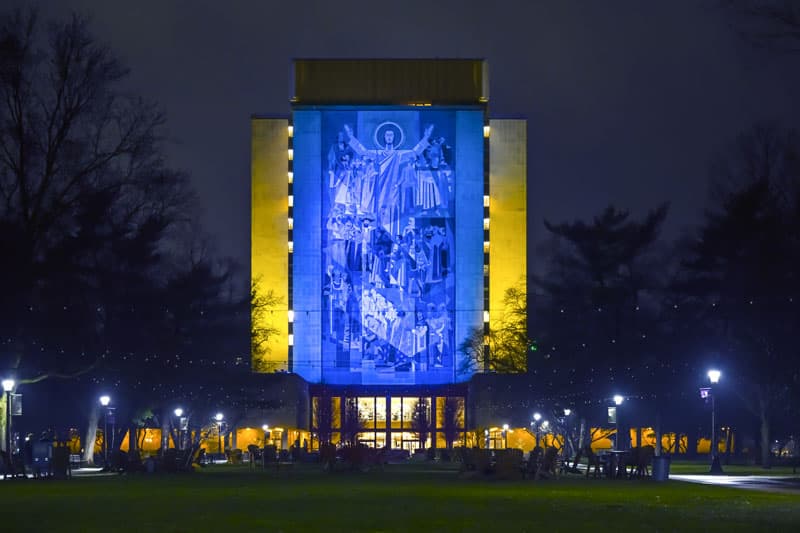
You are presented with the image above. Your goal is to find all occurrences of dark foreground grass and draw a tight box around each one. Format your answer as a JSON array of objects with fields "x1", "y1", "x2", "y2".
[{"x1": 1, "y1": 465, "x2": 798, "y2": 532}]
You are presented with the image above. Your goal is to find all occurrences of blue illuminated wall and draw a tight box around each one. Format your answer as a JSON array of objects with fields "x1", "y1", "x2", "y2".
[{"x1": 293, "y1": 107, "x2": 483, "y2": 385}]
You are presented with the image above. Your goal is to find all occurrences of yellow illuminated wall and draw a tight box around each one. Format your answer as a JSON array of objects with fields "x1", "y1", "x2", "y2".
[
  {"x1": 488, "y1": 119, "x2": 527, "y2": 370},
  {"x1": 506, "y1": 427, "x2": 536, "y2": 451},
  {"x1": 235, "y1": 427, "x2": 266, "y2": 450},
  {"x1": 697, "y1": 435, "x2": 734, "y2": 454},
  {"x1": 119, "y1": 429, "x2": 172, "y2": 454},
  {"x1": 251, "y1": 118, "x2": 290, "y2": 372}
]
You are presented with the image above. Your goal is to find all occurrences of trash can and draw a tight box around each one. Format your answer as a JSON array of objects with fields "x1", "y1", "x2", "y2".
[{"x1": 652, "y1": 455, "x2": 671, "y2": 481}]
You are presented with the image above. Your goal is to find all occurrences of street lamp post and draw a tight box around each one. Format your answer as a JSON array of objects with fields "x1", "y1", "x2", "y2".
[
  {"x1": 174, "y1": 408, "x2": 184, "y2": 451},
  {"x1": 502, "y1": 424, "x2": 509, "y2": 449},
  {"x1": 99, "y1": 395, "x2": 110, "y2": 466},
  {"x1": 215, "y1": 413, "x2": 224, "y2": 460},
  {"x1": 532, "y1": 412, "x2": 542, "y2": 448},
  {"x1": 708, "y1": 370, "x2": 723, "y2": 474},
  {"x1": 613, "y1": 395, "x2": 624, "y2": 451},
  {"x1": 3, "y1": 379, "x2": 14, "y2": 477},
  {"x1": 562, "y1": 409, "x2": 573, "y2": 458}
]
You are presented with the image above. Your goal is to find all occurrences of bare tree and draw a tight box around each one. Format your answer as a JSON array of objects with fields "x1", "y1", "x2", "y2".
[
  {"x1": 312, "y1": 390, "x2": 334, "y2": 448},
  {"x1": 458, "y1": 284, "x2": 529, "y2": 374},
  {"x1": 340, "y1": 397, "x2": 362, "y2": 447},
  {"x1": 441, "y1": 397, "x2": 464, "y2": 449},
  {"x1": 0, "y1": 9, "x2": 195, "y2": 385},
  {"x1": 588, "y1": 427, "x2": 617, "y2": 450},
  {"x1": 81, "y1": 404, "x2": 100, "y2": 467},
  {"x1": 722, "y1": 0, "x2": 800, "y2": 53},
  {"x1": 661, "y1": 432, "x2": 687, "y2": 454},
  {"x1": 411, "y1": 398, "x2": 432, "y2": 450},
  {"x1": 250, "y1": 276, "x2": 283, "y2": 372}
]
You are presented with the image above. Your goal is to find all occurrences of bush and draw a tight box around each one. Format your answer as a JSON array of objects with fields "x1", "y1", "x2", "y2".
[
  {"x1": 162, "y1": 449, "x2": 179, "y2": 472},
  {"x1": 228, "y1": 449, "x2": 243, "y2": 465},
  {"x1": 320, "y1": 444, "x2": 336, "y2": 471},
  {"x1": 263, "y1": 445, "x2": 278, "y2": 464}
]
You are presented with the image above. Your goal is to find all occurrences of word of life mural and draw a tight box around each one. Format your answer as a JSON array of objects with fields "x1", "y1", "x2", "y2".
[{"x1": 321, "y1": 110, "x2": 457, "y2": 381}]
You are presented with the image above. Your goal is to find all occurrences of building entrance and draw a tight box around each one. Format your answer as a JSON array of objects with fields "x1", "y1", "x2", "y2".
[{"x1": 311, "y1": 392, "x2": 465, "y2": 451}]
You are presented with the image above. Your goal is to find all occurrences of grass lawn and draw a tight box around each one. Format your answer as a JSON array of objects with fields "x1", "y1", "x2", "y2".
[{"x1": 1, "y1": 464, "x2": 798, "y2": 532}]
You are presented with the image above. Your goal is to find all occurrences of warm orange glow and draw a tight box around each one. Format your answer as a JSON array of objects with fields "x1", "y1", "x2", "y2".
[
  {"x1": 697, "y1": 435, "x2": 733, "y2": 454},
  {"x1": 506, "y1": 427, "x2": 536, "y2": 451},
  {"x1": 235, "y1": 427, "x2": 264, "y2": 450},
  {"x1": 660, "y1": 433, "x2": 689, "y2": 454},
  {"x1": 67, "y1": 431, "x2": 82, "y2": 454},
  {"x1": 588, "y1": 428, "x2": 616, "y2": 451},
  {"x1": 118, "y1": 429, "x2": 172, "y2": 455}
]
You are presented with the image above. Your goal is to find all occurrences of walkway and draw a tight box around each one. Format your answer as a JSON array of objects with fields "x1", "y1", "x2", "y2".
[
  {"x1": 671, "y1": 474, "x2": 800, "y2": 494},
  {"x1": 1, "y1": 467, "x2": 116, "y2": 480}
]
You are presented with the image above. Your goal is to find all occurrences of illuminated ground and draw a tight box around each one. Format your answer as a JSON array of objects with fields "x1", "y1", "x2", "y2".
[
  {"x1": 1, "y1": 464, "x2": 798, "y2": 532},
  {"x1": 670, "y1": 474, "x2": 800, "y2": 494}
]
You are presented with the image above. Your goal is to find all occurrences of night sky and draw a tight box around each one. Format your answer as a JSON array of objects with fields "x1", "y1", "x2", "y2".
[{"x1": 14, "y1": 0, "x2": 800, "y2": 268}]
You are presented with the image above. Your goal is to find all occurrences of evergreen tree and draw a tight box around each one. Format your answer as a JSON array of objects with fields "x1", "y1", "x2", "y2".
[
  {"x1": 676, "y1": 124, "x2": 800, "y2": 466},
  {"x1": 531, "y1": 204, "x2": 669, "y2": 396}
]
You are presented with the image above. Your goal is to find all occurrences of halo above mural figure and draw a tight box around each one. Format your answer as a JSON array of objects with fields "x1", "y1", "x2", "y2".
[{"x1": 373, "y1": 121, "x2": 404, "y2": 150}]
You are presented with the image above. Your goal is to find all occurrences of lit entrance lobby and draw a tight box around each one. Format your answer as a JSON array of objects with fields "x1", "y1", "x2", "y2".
[{"x1": 309, "y1": 387, "x2": 466, "y2": 451}]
